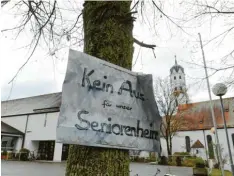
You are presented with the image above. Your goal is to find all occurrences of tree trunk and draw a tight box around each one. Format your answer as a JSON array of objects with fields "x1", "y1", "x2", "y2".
[
  {"x1": 166, "y1": 138, "x2": 171, "y2": 156},
  {"x1": 65, "y1": 1, "x2": 134, "y2": 176},
  {"x1": 169, "y1": 136, "x2": 172, "y2": 160}
]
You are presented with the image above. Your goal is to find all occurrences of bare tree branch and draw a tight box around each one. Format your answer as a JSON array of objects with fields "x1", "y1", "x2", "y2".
[
  {"x1": 8, "y1": 32, "x2": 41, "y2": 84},
  {"x1": 133, "y1": 38, "x2": 156, "y2": 49}
]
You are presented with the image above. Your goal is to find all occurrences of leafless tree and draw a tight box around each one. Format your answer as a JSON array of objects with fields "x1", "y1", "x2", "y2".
[
  {"x1": 2, "y1": 1, "x2": 168, "y2": 85},
  {"x1": 178, "y1": 0, "x2": 234, "y2": 87},
  {"x1": 154, "y1": 77, "x2": 188, "y2": 156},
  {"x1": 2, "y1": 1, "x2": 233, "y2": 88}
]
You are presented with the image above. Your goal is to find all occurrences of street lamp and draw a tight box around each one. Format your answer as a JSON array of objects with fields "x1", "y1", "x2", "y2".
[{"x1": 212, "y1": 83, "x2": 234, "y2": 175}]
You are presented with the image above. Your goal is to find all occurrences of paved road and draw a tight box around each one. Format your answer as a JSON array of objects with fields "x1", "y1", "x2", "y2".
[{"x1": 1, "y1": 161, "x2": 193, "y2": 176}]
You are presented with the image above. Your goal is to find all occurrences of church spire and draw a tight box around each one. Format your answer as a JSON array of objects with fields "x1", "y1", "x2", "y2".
[{"x1": 175, "y1": 55, "x2": 177, "y2": 65}]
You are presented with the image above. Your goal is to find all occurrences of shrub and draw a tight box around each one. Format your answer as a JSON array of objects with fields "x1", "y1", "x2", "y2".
[
  {"x1": 196, "y1": 163, "x2": 205, "y2": 168},
  {"x1": 213, "y1": 162, "x2": 220, "y2": 169},
  {"x1": 131, "y1": 156, "x2": 146, "y2": 163},
  {"x1": 168, "y1": 160, "x2": 177, "y2": 166},
  {"x1": 183, "y1": 157, "x2": 205, "y2": 167},
  {"x1": 146, "y1": 156, "x2": 156, "y2": 162},
  {"x1": 2, "y1": 150, "x2": 7, "y2": 156},
  {"x1": 204, "y1": 160, "x2": 208, "y2": 167},
  {"x1": 172, "y1": 152, "x2": 191, "y2": 162},
  {"x1": 183, "y1": 159, "x2": 195, "y2": 167},
  {"x1": 176, "y1": 157, "x2": 182, "y2": 166},
  {"x1": 19, "y1": 148, "x2": 30, "y2": 161},
  {"x1": 195, "y1": 157, "x2": 205, "y2": 164},
  {"x1": 15, "y1": 153, "x2": 20, "y2": 160},
  {"x1": 137, "y1": 157, "x2": 145, "y2": 163},
  {"x1": 7, "y1": 152, "x2": 13, "y2": 159},
  {"x1": 159, "y1": 156, "x2": 168, "y2": 165},
  {"x1": 173, "y1": 152, "x2": 190, "y2": 156}
]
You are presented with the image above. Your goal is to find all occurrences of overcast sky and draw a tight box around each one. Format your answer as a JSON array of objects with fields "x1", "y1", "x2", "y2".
[{"x1": 1, "y1": 0, "x2": 233, "y2": 102}]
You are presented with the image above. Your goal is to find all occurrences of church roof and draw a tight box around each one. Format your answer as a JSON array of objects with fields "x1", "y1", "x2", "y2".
[
  {"x1": 176, "y1": 97, "x2": 234, "y2": 131},
  {"x1": 170, "y1": 58, "x2": 184, "y2": 74}
]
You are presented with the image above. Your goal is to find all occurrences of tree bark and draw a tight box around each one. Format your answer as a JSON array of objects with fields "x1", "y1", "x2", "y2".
[
  {"x1": 65, "y1": 1, "x2": 134, "y2": 176},
  {"x1": 166, "y1": 138, "x2": 171, "y2": 156},
  {"x1": 169, "y1": 136, "x2": 172, "y2": 158}
]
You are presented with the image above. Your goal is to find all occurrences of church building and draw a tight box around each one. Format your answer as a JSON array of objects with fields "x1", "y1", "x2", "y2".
[{"x1": 160, "y1": 57, "x2": 234, "y2": 171}]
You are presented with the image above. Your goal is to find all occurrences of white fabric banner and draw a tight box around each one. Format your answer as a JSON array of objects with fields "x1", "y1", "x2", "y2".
[{"x1": 56, "y1": 49, "x2": 161, "y2": 152}]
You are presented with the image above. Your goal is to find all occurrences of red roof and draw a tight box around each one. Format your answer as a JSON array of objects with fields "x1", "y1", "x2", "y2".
[{"x1": 176, "y1": 97, "x2": 234, "y2": 131}]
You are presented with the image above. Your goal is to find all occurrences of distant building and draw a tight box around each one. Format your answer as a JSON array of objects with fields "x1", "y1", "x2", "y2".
[
  {"x1": 160, "y1": 97, "x2": 234, "y2": 170},
  {"x1": 1, "y1": 93, "x2": 68, "y2": 161},
  {"x1": 159, "y1": 58, "x2": 234, "y2": 171}
]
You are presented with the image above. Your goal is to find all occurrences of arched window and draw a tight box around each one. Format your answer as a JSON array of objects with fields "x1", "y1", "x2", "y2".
[
  {"x1": 179, "y1": 76, "x2": 181, "y2": 79},
  {"x1": 185, "y1": 136, "x2": 191, "y2": 152},
  {"x1": 174, "y1": 76, "x2": 176, "y2": 80},
  {"x1": 207, "y1": 135, "x2": 214, "y2": 159}
]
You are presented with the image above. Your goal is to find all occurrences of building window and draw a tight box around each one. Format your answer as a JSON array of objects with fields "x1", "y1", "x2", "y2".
[
  {"x1": 207, "y1": 135, "x2": 214, "y2": 159},
  {"x1": 180, "y1": 86, "x2": 183, "y2": 90},
  {"x1": 1, "y1": 136, "x2": 17, "y2": 151},
  {"x1": 185, "y1": 136, "x2": 191, "y2": 152},
  {"x1": 174, "y1": 76, "x2": 176, "y2": 80},
  {"x1": 175, "y1": 87, "x2": 177, "y2": 91},
  {"x1": 179, "y1": 76, "x2": 181, "y2": 79}
]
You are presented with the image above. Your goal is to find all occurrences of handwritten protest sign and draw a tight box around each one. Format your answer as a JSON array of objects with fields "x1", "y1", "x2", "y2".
[{"x1": 56, "y1": 49, "x2": 161, "y2": 152}]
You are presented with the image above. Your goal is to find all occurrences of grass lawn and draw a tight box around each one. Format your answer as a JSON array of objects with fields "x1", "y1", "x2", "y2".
[{"x1": 210, "y1": 169, "x2": 232, "y2": 176}]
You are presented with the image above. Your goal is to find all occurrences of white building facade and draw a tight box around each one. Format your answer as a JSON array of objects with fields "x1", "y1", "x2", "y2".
[
  {"x1": 161, "y1": 128, "x2": 234, "y2": 170},
  {"x1": 1, "y1": 93, "x2": 69, "y2": 161},
  {"x1": 159, "y1": 59, "x2": 234, "y2": 171}
]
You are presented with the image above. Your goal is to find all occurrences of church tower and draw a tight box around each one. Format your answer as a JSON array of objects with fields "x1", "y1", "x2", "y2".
[{"x1": 170, "y1": 56, "x2": 189, "y2": 105}]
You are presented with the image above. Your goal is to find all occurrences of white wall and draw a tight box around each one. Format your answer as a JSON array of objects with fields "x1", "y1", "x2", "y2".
[
  {"x1": 15, "y1": 137, "x2": 23, "y2": 152},
  {"x1": 53, "y1": 143, "x2": 63, "y2": 162},
  {"x1": 25, "y1": 112, "x2": 59, "y2": 141},
  {"x1": 2, "y1": 112, "x2": 63, "y2": 161},
  {"x1": 23, "y1": 112, "x2": 60, "y2": 159},
  {"x1": 170, "y1": 69, "x2": 186, "y2": 91},
  {"x1": 161, "y1": 128, "x2": 234, "y2": 170},
  {"x1": 1, "y1": 115, "x2": 27, "y2": 132}
]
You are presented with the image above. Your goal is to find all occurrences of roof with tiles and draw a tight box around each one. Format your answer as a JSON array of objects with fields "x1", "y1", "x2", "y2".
[{"x1": 176, "y1": 97, "x2": 234, "y2": 131}]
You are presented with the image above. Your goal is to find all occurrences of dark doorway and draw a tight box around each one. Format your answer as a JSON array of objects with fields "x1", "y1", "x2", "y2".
[
  {"x1": 38, "y1": 141, "x2": 55, "y2": 160},
  {"x1": 61, "y1": 144, "x2": 70, "y2": 161}
]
